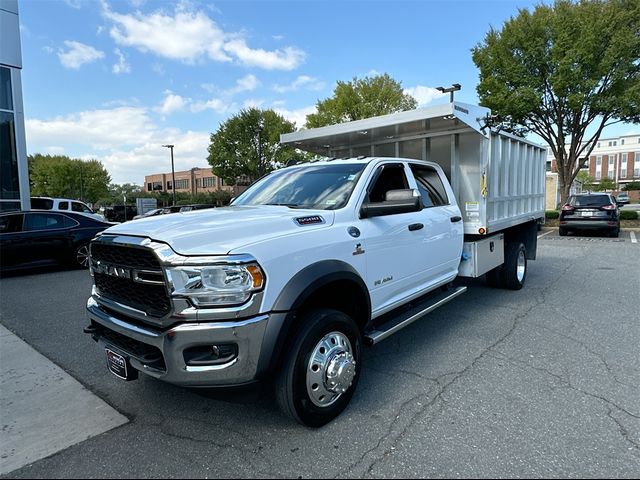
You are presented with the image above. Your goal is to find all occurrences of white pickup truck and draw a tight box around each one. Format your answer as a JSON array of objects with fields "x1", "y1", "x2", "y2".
[{"x1": 85, "y1": 102, "x2": 546, "y2": 427}]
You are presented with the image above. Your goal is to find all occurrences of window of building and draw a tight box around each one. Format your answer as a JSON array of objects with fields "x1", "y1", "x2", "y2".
[
  {"x1": 150, "y1": 182, "x2": 162, "y2": 191},
  {"x1": 167, "y1": 181, "x2": 172, "y2": 190},
  {"x1": 0, "y1": 67, "x2": 20, "y2": 204},
  {"x1": 147, "y1": 183, "x2": 152, "y2": 191},
  {"x1": 635, "y1": 152, "x2": 640, "y2": 177},
  {"x1": 621, "y1": 139, "x2": 625, "y2": 146},
  {"x1": 174, "y1": 179, "x2": 189, "y2": 190},
  {"x1": 202, "y1": 176, "x2": 216, "y2": 188},
  {"x1": 596, "y1": 156, "x2": 602, "y2": 166},
  {"x1": 621, "y1": 154, "x2": 627, "y2": 178},
  {"x1": 220, "y1": 178, "x2": 225, "y2": 186},
  {"x1": 595, "y1": 171, "x2": 601, "y2": 180}
]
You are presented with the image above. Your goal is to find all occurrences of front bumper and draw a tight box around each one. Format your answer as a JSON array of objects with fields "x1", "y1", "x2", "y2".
[{"x1": 86, "y1": 297, "x2": 276, "y2": 387}]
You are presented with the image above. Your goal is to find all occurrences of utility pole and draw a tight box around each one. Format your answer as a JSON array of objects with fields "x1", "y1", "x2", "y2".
[
  {"x1": 162, "y1": 144, "x2": 176, "y2": 206},
  {"x1": 254, "y1": 122, "x2": 263, "y2": 179}
]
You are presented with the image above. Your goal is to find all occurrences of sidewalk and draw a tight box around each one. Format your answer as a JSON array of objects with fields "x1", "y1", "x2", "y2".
[{"x1": 0, "y1": 324, "x2": 128, "y2": 475}]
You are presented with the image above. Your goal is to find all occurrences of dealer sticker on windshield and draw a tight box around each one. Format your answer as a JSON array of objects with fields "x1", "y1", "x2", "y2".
[{"x1": 465, "y1": 202, "x2": 480, "y2": 212}]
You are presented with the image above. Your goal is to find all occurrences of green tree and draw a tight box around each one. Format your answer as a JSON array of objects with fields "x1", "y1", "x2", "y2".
[
  {"x1": 207, "y1": 108, "x2": 302, "y2": 184},
  {"x1": 29, "y1": 154, "x2": 111, "y2": 203},
  {"x1": 594, "y1": 177, "x2": 617, "y2": 192},
  {"x1": 472, "y1": 0, "x2": 640, "y2": 204},
  {"x1": 305, "y1": 73, "x2": 417, "y2": 128},
  {"x1": 622, "y1": 181, "x2": 640, "y2": 191},
  {"x1": 575, "y1": 171, "x2": 595, "y2": 191}
]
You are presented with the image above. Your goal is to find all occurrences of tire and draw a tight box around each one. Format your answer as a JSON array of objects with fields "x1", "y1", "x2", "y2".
[
  {"x1": 275, "y1": 309, "x2": 362, "y2": 428},
  {"x1": 500, "y1": 242, "x2": 527, "y2": 290},
  {"x1": 559, "y1": 227, "x2": 568, "y2": 237},
  {"x1": 485, "y1": 266, "x2": 502, "y2": 288},
  {"x1": 72, "y1": 243, "x2": 91, "y2": 269},
  {"x1": 609, "y1": 228, "x2": 620, "y2": 238}
]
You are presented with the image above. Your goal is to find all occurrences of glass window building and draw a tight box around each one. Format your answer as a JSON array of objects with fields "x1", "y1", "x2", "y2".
[{"x1": 0, "y1": 0, "x2": 29, "y2": 211}]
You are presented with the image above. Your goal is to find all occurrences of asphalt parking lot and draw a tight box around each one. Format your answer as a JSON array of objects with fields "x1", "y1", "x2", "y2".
[{"x1": 1, "y1": 230, "x2": 639, "y2": 478}]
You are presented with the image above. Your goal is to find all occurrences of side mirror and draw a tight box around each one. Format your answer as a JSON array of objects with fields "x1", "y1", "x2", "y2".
[{"x1": 360, "y1": 189, "x2": 422, "y2": 219}]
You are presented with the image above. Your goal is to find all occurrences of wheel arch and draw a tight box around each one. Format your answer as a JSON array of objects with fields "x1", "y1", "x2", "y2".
[{"x1": 258, "y1": 260, "x2": 371, "y2": 378}]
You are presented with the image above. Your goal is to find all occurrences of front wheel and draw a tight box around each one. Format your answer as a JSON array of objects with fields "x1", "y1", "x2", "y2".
[{"x1": 275, "y1": 309, "x2": 362, "y2": 428}]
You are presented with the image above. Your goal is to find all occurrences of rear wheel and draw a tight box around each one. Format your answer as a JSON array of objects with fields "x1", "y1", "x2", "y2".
[
  {"x1": 500, "y1": 242, "x2": 527, "y2": 290},
  {"x1": 609, "y1": 228, "x2": 620, "y2": 238},
  {"x1": 559, "y1": 227, "x2": 568, "y2": 237},
  {"x1": 275, "y1": 309, "x2": 361, "y2": 428}
]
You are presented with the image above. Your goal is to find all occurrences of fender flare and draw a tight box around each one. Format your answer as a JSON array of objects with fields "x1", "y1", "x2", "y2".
[{"x1": 257, "y1": 260, "x2": 371, "y2": 377}]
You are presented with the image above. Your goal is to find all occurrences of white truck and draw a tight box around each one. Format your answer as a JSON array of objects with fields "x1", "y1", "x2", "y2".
[{"x1": 84, "y1": 102, "x2": 546, "y2": 427}]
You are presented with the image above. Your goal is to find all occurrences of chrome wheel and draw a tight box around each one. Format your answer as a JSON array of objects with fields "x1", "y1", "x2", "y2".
[
  {"x1": 306, "y1": 331, "x2": 356, "y2": 408},
  {"x1": 516, "y1": 249, "x2": 526, "y2": 283},
  {"x1": 76, "y1": 245, "x2": 90, "y2": 268}
]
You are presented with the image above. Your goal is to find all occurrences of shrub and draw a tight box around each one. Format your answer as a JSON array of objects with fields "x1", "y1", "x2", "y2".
[
  {"x1": 621, "y1": 182, "x2": 640, "y2": 191},
  {"x1": 545, "y1": 210, "x2": 560, "y2": 219},
  {"x1": 620, "y1": 210, "x2": 638, "y2": 220}
]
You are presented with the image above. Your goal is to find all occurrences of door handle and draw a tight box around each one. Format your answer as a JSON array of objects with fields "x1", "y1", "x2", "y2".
[
  {"x1": 408, "y1": 223, "x2": 424, "y2": 231},
  {"x1": 450, "y1": 216, "x2": 462, "y2": 223}
]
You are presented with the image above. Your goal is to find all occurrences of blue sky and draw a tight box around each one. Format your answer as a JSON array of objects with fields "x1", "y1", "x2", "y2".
[{"x1": 19, "y1": 0, "x2": 637, "y2": 184}]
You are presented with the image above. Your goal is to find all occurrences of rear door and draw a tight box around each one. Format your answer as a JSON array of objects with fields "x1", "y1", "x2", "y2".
[
  {"x1": 407, "y1": 163, "x2": 463, "y2": 285},
  {"x1": 23, "y1": 213, "x2": 74, "y2": 264}
]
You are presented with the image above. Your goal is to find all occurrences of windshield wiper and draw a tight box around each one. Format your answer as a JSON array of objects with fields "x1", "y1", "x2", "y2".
[{"x1": 264, "y1": 203, "x2": 300, "y2": 208}]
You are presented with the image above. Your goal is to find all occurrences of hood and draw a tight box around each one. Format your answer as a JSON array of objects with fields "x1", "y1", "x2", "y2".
[{"x1": 100, "y1": 205, "x2": 335, "y2": 255}]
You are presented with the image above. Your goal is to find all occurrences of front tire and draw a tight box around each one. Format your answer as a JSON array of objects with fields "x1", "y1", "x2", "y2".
[{"x1": 275, "y1": 309, "x2": 362, "y2": 428}]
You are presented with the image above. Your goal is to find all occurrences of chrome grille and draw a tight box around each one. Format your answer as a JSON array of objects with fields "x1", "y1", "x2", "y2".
[{"x1": 91, "y1": 242, "x2": 171, "y2": 318}]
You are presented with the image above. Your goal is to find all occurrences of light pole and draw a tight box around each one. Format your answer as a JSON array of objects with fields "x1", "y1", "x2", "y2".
[
  {"x1": 162, "y1": 144, "x2": 176, "y2": 206},
  {"x1": 436, "y1": 83, "x2": 462, "y2": 103}
]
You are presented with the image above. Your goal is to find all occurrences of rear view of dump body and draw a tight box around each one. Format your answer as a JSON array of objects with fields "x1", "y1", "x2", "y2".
[{"x1": 281, "y1": 101, "x2": 546, "y2": 237}]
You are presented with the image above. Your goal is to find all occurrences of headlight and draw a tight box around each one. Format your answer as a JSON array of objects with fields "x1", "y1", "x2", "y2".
[{"x1": 166, "y1": 263, "x2": 265, "y2": 307}]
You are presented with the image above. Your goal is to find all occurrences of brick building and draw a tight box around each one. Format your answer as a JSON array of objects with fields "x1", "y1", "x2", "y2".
[
  {"x1": 144, "y1": 167, "x2": 234, "y2": 195},
  {"x1": 546, "y1": 133, "x2": 640, "y2": 202}
]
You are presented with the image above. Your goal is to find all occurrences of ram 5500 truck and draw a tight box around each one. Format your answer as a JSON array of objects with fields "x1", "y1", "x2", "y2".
[{"x1": 84, "y1": 102, "x2": 546, "y2": 427}]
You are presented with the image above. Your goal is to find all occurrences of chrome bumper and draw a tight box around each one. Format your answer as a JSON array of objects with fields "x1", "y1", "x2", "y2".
[{"x1": 86, "y1": 297, "x2": 270, "y2": 387}]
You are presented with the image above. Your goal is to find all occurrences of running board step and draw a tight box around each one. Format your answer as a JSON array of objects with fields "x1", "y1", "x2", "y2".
[{"x1": 365, "y1": 286, "x2": 467, "y2": 345}]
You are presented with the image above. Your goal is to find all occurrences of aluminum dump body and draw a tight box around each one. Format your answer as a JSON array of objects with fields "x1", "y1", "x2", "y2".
[{"x1": 281, "y1": 102, "x2": 546, "y2": 236}]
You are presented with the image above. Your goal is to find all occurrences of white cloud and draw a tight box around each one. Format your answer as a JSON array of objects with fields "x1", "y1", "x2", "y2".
[
  {"x1": 227, "y1": 74, "x2": 260, "y2": 94},
  {"x1": 273, "y1": 75, "x2": 325, "y2": 93},
  {"x1": 102, "y1": 2, "x2": 305, "y2": 70},
  {"x1": 273, "y1": 105, "x2": 317, "y2": 130},
  {"x1": 64, "y1": 0, "x2": 82, "y2": 8},
  {"x1": 403, "y1": 85, "x2": 446, "y2": 106},
  {"x1": 112, "y1": 48, "x2": 131, "y2": 74},
  {"x1": 223, "y1": 39, "x2": 305, "y2": 70},
  {"x1": 58, "y1": 40, "x2": 105, "y2": 69},
  {"x1": 25, "y1": 106, "x2": 211, "y2": 184},
  {"x1": 190, "y1": 98, "x2": 236, "y2": 114},
  {"x1": 156, "y1": 91, "x2": 190, "y2": 115}
]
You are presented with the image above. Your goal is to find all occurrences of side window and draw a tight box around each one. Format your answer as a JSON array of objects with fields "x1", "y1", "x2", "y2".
[
  {"x1": 62, "y1": 215, "x2": 79, "y2": 228},
  {"x1": 72, "y1": 202, "x2": 91, "y2": 213},
  {"x1": 410, "y1": 165, "x2": 449, "y2": 207},
  {"x1": 0, "y1": 214, "x2": 23, "y2": 233},
  {"x1": 24, "y1": 213, "x2": 65, "y2": 231},
  {"x1": 366, "y1": 164, "x2": 409, "y2": 203},
  {"x1": 58, "y1": 201, "x2": 69, "y2": 210}
]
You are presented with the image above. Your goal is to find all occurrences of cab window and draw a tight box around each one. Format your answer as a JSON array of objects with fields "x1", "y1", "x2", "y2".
[
  {"x1": 409, "y1": 165, "x2": 449, "y2": 207},
  {"x1": 366, "y1": 164, "x2": 409, "y2": 203},
  {"x1": 24, "y1": 213, "x2": 66, "y2": 231},
  {"x1": 72, "y1": 202, "x2": 92, "y2": 213},
  {"x1": 0, "y1": 214, "x2": 23, "y2": 233},
  {"x1": 58, "y1": 201, "x2": 69, "y2": 210}
]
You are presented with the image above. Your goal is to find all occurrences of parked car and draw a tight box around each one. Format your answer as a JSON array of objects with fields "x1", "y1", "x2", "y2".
[
  {"x1": 616, "y1": 192, "x2": 630, "y2": 205},
  {"x1": 104, "y1": 205, "x2": 139, "y2": 223},
  {"x1": 30, "y1": 197, "x2": 106, "y2": 222},
  {"x1": 0, "y1": 210, "x2": 112, "y2": 271},
  {"x1": 559, "y1": 193, "x2": 620, "y2": 237},
  {"x1": 132, "y1": 208, "x2": 165, "y2": 220}
]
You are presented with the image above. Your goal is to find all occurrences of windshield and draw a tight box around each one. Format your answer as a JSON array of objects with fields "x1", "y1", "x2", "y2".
[
  {"x1": 569, "y1": 195, "x2": 611, "y2": 207},
  {"x1": 232, "y1": 163, "x2": 366, "y2": 210}
]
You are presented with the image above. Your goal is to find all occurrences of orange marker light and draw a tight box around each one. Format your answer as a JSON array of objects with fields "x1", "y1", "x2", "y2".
[
  {"x1": 247, "y1": 265, "x2": 265, "y2": 289},
  {"x1": 479, "y1": 227, "x2": 486, "y2": 235}
]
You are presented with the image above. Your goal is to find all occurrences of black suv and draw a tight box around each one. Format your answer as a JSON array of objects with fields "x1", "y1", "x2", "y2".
[{"x1": 559, "y1": 193, "x2": 620, "y2": 237}]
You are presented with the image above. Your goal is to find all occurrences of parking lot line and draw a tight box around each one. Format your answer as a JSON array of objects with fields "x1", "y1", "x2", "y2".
[
  {"x1": 631, "y1": 231, "x2": 637, "y2": 244},
  {"x1": 537, "y1": 230, "x2": 553, "y2": 239}
]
